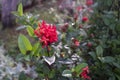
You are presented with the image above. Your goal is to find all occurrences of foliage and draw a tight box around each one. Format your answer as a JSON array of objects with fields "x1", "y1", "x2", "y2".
[
  {"x1": 13, "y1": 0, "x2": 120, "y2": 80},
  {"x1": 87, "y1": 0, "x2": 120, "y2": 80}
]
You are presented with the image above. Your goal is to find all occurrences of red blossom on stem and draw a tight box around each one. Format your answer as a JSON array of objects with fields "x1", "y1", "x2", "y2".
[
  {"x1": 90, "y1": 33, "x2": 95, "y2": 38},
  {"x1": 74, "y1": 13, "x2": 78, "y2": 21},
  {"x1": 80, "y1": 66, "x2": 90, "y2": 80},
  {"x1": 87, "y1": 42, "x2": 92, "y2": 47},
  {"x1": 79, "y1": 25, "x2": 83, "y2": 28},
  {"x1": 34, "y1": 21, "x2": 58, "y2": 47},
  {"x1": 61, "y1": 23, "x2": 69, "y2": 32},
  {"x1": 74, "y1": 39, "x2": 80, "y2": 47},
  {"x1": 82, "y1": 16, "x2": 89, "y2": 22},
  {"x1": 72, "y1": 38, "x2": 80, "y2": 47}
]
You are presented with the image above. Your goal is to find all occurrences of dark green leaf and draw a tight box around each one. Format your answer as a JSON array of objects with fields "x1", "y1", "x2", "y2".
[
  {"x1": 99, "y1": 56, "x2": 115, "y2": 63},
  {"x1": 89, "y1": 52, "x2": 97, "y2": 60},
  {"x1": 74, "y1": 63, "x2": 88, "y2": 76},
  {"x1": 96, "y1": 45, "x2": 103, "y2": 57},
  {"x1": 113, "y1": 62, "x2": 120, "y2": 68},
  {"x1": 19, "y1": 72, "x2": 27, "y2": 80},
  {"x1": 103, "y1": 17, "x2": 110, "y2": 25}
]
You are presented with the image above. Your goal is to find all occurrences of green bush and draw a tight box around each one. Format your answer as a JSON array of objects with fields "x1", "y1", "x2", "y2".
[
  {"x1": 13, "y1": 0, "x2": 120, "y2": 80},
  {"x1": 88, "y1": 0, "x2": 120, "y2": 79}
]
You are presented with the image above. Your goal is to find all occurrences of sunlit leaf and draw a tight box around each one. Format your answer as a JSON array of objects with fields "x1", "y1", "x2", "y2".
[
  {"x1": 27, "y1": 26, "x2": 34, "y2": 36},
  {"x1": 18, "y1": 3, "x2": 23, "y2": 16},
  {"x1": 18, "y1": 34, "x2": 32, "y2": 54},
  {"x1": 74, "y1": 63, "x2": 88, "y2": 76},
  {"x1": 32, "y1": 42, "x2": 41, "y2": 57}
]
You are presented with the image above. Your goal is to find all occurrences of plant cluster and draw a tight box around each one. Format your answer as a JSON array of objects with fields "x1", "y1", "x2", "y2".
[{"x1": 13, "y1": 0, "x2": 120, "y2": 80}]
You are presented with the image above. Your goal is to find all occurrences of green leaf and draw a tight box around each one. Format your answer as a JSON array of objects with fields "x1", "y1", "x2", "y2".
[
  {"x1": 99, "y1": 56, "x2": 115, "y2": 63},
  {"x1": 109, "y1": 24, "x2": 115, "y2": 30},
  {"x1": 27, "y1": 26, "x2": 34, "y2": 37},
  {"x1": 18, "y1": 34, "x2": 32, "y2": 54},
  {"x1": 116, "y1": 23, "x2": 120, "y2": 33},
  {"x1": 102, "y1": 16, "x2": 110, "y2": 25},
  {"x1": 113, "y1": 62, "x2": 120, "y2": 68},
  {"x1": 17, "y1": 3, "x2": 23, "y2": 16},
  {"x1": 24, "y1": 55, "x2": 30, "y2": 61},
  {"x1": 114, "y1": 68, "x2": 120, "y2": 80},
  {"x1": 33, "y1": 42, "x2": 40, "y2": 52},
  {"x1": 106, "y1": 0, "x2": 112, "y2": 6},
  {"x1": 74, "y1": 63, "x2": 88, "y2": 77},
  {"x1": 32, "y1": 42, "x2": 41, "y2": 56},
  {"x1": 62, "y1": 70, "x2": 72, "y2": 77},
  {"x1": 114, "y1": 68, "x2": 120, "y2": 75},
  {"x1": 96, "y1": 45, "x2": 103, "y2": 57},
  {"x1": 48, "y1": 70, "x2": 55, "y2": 78},
  {"x1": 89, "y1": 52, "x2": 97, "y2": 60},
  {"x1": 115, "y1": 74, "x2": 120, "y2": 80},
  {"x1": 19, "y1": 72, "x2": 26, "y2": 80},
  {"x1": 19, "y1": 72, "x2": 32, "y2": 80}
]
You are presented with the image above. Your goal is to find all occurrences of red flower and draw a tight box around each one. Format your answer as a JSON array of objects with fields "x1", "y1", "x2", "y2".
[
  {"x1": 76, "y1": 6, "x2": 83, "y2": 12},
  {"x1": 86, "y1": 0, "x2": 93, "y2": 6},
  {"x1": 74, "y1": 39, "x2": 80, "y2": 47},
  {"x1": 34, "y1": 21, "x2": 58, "y2": 47},
  {"x1": 61, "y1": 23, "x2": 69, "y2": 32},
  {"x1": 88, "y1": 8, "x2": 94, "y2": 13},
  {"x1": 74, "y1": 13, "x2": 78, "y2": 21},
  {"x1": 72, "y1": 38, "x2": 80, "y2": 47},
  {"x1": 79, "y1": 25, "x2": 83, "y2": 28},
  {"x1": 80, "y1": 66, "x2": 90, "y2": 80},
  {"x1": 82, "y1": 16, "x2": 88, "y2": 22},
  {"x1": 90, "y1": 33, "x2": 95, "y2": 38},
  {"x1": 87, "y1": 42, "x2": 92, "y2": 47}
]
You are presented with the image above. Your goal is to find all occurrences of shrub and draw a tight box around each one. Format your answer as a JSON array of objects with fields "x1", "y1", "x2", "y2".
[{"x1": 14, "y1": 0, "x2": 120, "y2": 80}]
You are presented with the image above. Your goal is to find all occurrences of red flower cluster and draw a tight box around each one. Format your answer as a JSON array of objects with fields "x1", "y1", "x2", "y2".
[
  {"x1": 34, "y1": 21, "x2": 58, "y2": 47},
  {"x1": 80, "y1": 66, "x2": 90, "y2": 80}
]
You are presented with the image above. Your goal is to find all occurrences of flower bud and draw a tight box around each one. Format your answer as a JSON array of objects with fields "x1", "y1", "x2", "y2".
[
  {"x1": 86, "y1": 0, "x2": 93, "y2": 6},
  {"x1": 61, "y1": 23, "x2": 69, "y2": 32},
  {"x1": 74, "y1": 13, "x2": 78, "y2": 21},
  {"x1": 82, "y1": 16, "x2": 88, "y2": 22},
  {"x1": 90, "y1": 33, "x2": 95, "y2": 38},
  {"x1": 79, "y1": 25, "x2": 83, "y2": 28},
  {"x1": 87, "y1": 42, "x2": 92, "y2": 47},
  {"x1": 72, "y1": 38, "x2": 80, "y2": 47}
]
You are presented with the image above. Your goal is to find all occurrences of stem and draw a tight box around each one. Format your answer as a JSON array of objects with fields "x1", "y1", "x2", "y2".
[
  {"x1": 46, "y1": 46, "x2": 52, "y2": 71},
  {"x1": 47, "y1": 46, "x2": 50, "y2": 57},
  {"x1": 45, "y1": 76, "x2": 49, "y2": 80},
  {"x1": 118, "y1": 0, "x2": 120, "y2": 20}
]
